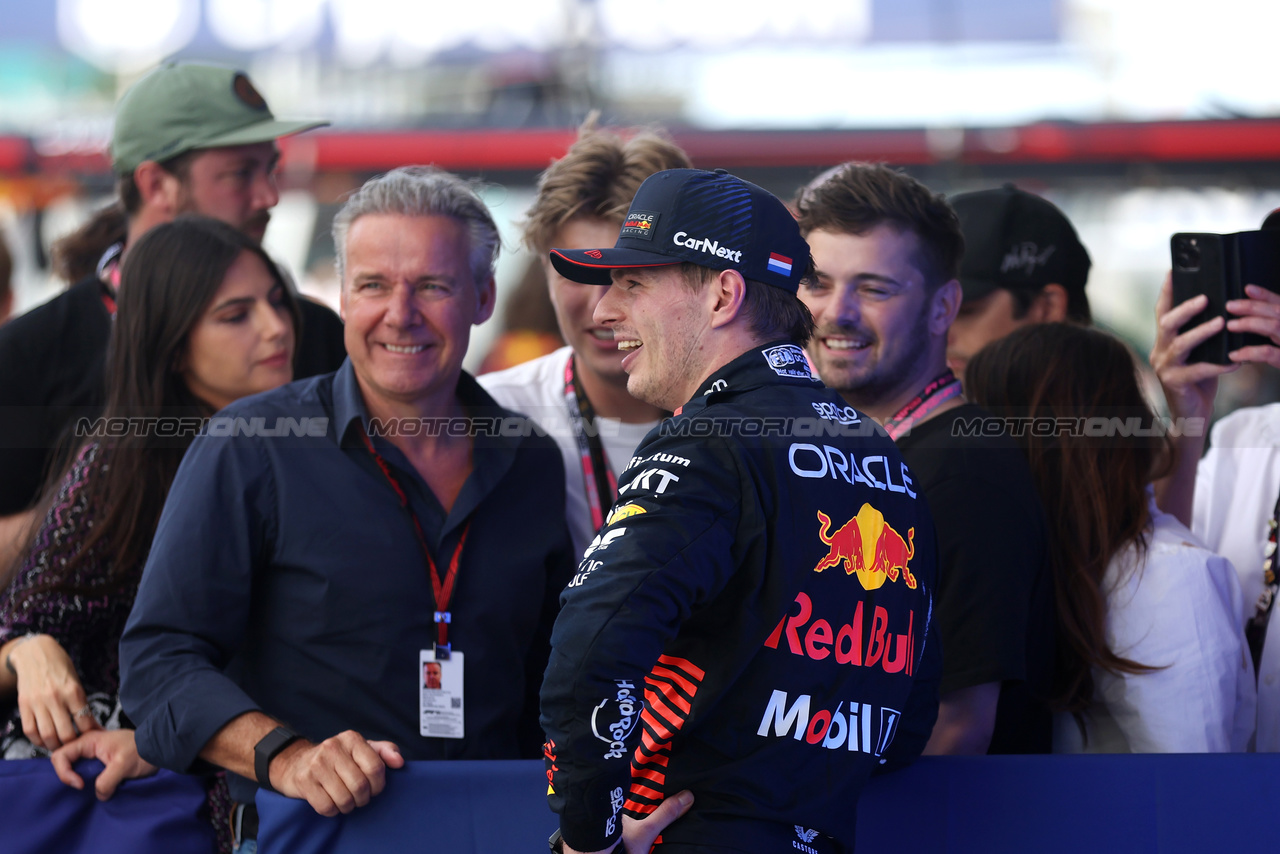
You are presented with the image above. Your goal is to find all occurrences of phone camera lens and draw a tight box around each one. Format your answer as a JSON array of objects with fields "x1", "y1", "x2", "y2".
[{"x1": 1174, "y1": 238, "x2": 1201, "y2": 271}]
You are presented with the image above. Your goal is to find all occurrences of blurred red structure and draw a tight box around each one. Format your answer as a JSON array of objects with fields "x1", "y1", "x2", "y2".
[{"x1": 4, "y1": 118, "x2": 1280, "y2": 177}]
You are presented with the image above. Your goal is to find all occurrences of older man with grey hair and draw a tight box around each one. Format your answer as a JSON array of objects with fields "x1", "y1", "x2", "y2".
[{"x1": 120, "y1": 167, "x2": 574, "y2": 846}]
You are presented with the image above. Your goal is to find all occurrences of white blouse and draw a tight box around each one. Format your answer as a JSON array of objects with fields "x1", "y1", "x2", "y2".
[
  {"x1": 1054, "y1": 497, "x2": 1256, "y2": 753},
  {"x1": 1194, "y1": 402, "x2": 1280, "y2": 751}
]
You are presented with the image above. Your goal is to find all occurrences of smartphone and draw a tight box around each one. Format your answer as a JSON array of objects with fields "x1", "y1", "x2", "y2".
[{"x1": 1170, "y1": 230, "x2": 1280, "y2": 364}]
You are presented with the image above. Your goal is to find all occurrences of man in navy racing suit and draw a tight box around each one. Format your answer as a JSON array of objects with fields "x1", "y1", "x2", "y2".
[{"x1": 541, "y1": 168, "x2": 942, "y2": 854}]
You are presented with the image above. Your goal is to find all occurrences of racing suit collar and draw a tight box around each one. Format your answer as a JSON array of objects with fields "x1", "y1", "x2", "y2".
[{"x1": 678, "y1": 340, "x2": 821, "y2": 416}]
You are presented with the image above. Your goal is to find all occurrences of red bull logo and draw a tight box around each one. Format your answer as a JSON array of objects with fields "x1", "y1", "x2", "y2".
[
  {"x1": 764, "y1": 592, "x2": 917, "y2": 676},
  {"x1": 814, "y1": 504, "x2": 916, "y2": 590}
]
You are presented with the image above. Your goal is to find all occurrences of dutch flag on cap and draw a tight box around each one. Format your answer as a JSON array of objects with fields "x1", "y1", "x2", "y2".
[{"x1": 766, "y1": 252, "x2": 793, "y2": 277}]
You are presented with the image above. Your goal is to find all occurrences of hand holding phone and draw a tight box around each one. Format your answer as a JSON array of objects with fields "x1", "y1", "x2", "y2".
[
  {"x1": 1150, "y1": 273, "x2": 1237, "y2": 424},
  {"x1": 1170, "y1": 230, "x2": 1280, "y2": 364},
  {"x1": 1223, "y1": 284, "x2": 1280, "y2": 369}
]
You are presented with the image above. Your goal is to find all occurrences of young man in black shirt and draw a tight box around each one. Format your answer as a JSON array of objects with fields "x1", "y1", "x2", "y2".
[
  {"x1": 794, "y1": 162, "x2": 1055, "y2": 754},
  {"x1": 0, "y1": 63, "x2": 340, "y2": 566}
]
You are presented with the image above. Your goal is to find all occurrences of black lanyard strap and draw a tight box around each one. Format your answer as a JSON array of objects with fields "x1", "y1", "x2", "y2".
[{"x1": 562, "y1": 356, "x2": 618, "y2": 533}]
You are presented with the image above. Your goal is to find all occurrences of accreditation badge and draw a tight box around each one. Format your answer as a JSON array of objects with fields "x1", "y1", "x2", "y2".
[{"x1": 419, "y1": 648, "x2": 464, "y2": 739}]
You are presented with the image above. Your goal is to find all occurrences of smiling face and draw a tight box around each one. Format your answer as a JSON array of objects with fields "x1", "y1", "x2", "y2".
[
  {"x1": 799, "y1": 225, "x2": 940, "y2": 410},
  {"x1": 593, "y1": 265, "x2": 710, "y2": 411},
  {"x1": 340, "y1": 213, "x2": 495, "y2": 415},
  {"x1": 544, "y1": 216, "x2": 629, "y2": 388},
  {"x1": 182, "y1": 250, "x2": 295, "y2": 411},
  {"x1": 175, "y1": 143, "x2": 281, "y2": 244}
]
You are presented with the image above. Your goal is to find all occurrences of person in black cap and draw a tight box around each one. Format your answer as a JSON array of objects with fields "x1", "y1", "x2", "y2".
[
  {"x1": 945, "y1": 184, "x2": 1091, "y2": 378},
  {"x1": 0, "y1": 62, "x2": 342, "y2": 570},
  {"x1": 541, "y1": 168, "x2": 941, "y2": 854}
]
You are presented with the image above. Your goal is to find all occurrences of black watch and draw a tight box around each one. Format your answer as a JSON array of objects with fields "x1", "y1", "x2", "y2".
[{"x1": 254, "y1": 725, "x2": 301, "y2": 793}]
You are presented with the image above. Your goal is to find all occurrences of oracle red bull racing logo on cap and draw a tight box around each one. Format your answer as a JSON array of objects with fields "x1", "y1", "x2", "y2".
[
  {"x1": 815, "y1": 505, "x2": 916, "y2": 591},
  {"x1": 621, "y1": 210, "x2": 659, "y2": 240}
]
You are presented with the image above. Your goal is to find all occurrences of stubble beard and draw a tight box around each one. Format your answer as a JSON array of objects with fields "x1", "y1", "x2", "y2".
[
  {"x1": 175, "y1": 189, "x2": 270, "y2": 245},
  {"x1": 816, "y1": 313, "x2": 934, "y2": 410}
]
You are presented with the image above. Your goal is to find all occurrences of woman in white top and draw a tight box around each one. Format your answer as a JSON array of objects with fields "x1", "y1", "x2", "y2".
[
  {"x1": 966, "y1": 323, "x2": 1255, "y2": 752},
  {"x1": 1150, "y1": 271, "x2": 1280, "y2": 751}
]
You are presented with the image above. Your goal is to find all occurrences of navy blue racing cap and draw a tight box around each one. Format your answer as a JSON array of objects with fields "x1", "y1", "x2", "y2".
[{"x1": 550, "y1": 168, "x2": 811, "y2": 292}]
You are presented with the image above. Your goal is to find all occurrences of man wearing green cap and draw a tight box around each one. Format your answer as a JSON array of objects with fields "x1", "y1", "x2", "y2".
[
  {"x1": 109, "y1": 62, "x2": 326, "y2": 246},
  {"x1": 0, "y1": 62, "x2": 342, "y2": 572}
]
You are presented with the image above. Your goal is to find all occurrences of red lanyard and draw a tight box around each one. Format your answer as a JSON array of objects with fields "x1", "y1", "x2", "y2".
[
  {"x1": 357, "y1": 424, "x2": 469, "y2": 659},
  {"x1": 563, "y1": 356, "x2": 618, "y2": 533},
  {"x1": 883, "y1": 370, "x2": 963, "y2": 441}
]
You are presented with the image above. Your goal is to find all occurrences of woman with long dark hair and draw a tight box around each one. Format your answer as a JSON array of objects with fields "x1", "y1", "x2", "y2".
[
  {"x1": 0, "y1": 216, "x2": 297, "y2": 819},
  {"x1": 966, "y1": 323, "x2": 1254, "y2": 751}
]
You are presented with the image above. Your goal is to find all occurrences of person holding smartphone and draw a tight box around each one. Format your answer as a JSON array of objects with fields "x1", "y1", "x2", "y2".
[{"x1": 1151, "y1": 215, "x2": 1280, "y2": 752}]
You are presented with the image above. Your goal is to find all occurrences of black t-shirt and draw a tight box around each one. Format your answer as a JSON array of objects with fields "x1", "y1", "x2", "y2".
[
  {"x1": 0, "y1": 277, "x2": 346, "y2": 515},
  {"x1": 0, "y1": 275, "x2": 111, "y2": 515},
  {"x1": 296, "y1": 298, "x2": 348, "y2": 379},
  {"x1": 895, "y1": 403, "x2": 1055, "y2": 754}
]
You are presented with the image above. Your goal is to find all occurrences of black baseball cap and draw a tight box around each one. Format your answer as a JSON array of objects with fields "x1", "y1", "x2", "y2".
[
  {"x1": 950, "y1": 184, "x2": 1091, "y2": 303},
  {"x1": 550, "y1": 168, "x2": 811, "y2": 292}
]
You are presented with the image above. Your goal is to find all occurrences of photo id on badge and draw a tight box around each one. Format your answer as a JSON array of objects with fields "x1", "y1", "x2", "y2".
[{"x1": 420, "y1": 648, "x2": 464, "y2": 739}]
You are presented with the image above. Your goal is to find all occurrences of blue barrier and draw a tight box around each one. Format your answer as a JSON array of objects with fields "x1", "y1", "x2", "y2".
[
  {"x1": 5, "y1": 754, "x2": 1278, "y2": 852},
  {"x1": 856, "y1": 754, "x2": 1280, "y2": 852},
  {"x1": 0, "y1": 758, "x2": 215, "y2": 854},
  {"x1": 254, "y1": 754, "x2": 1280, "y2": 853}
]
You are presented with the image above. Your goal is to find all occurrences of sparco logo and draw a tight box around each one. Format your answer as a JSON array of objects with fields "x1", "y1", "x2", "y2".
[
  {"x1": 592, "y1": 680, "x2": 641, "y2": 759},
  {"x1": 673, "y1": 231, "x2": 743, "y2": 263}
]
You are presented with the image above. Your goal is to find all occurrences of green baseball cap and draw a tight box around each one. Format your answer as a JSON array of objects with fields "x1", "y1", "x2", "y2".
[{"x1": 111, "y1": 62, "x2": 328, "y2": 175}]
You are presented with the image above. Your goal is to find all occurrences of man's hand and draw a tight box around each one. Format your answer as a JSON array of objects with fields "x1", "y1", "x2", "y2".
[
  {"x1": 6, "y1": 633, "x2": 101, "y2": 751},
  {"x1": 564, "y1": 790, "x2": 695, "y2": 854},
  {"x1": 1226, "y1": 283, "x2": 1280, "y2": 368},
  {"x1": 268, "y1": 730, "x2": 404, "y2": 817},
  {"x1": 50, "y1": 729, "x2": 157, "y2": 800}
]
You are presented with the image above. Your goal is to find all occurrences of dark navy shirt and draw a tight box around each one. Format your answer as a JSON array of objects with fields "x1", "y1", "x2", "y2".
[{"x1": 120, "y1": 360, "x2": 574, "y2": 801}]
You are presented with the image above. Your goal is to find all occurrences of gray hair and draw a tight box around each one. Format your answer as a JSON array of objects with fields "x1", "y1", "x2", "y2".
[{"x1": 332, "y1": 166, "x2": 501, "y2": 284}]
